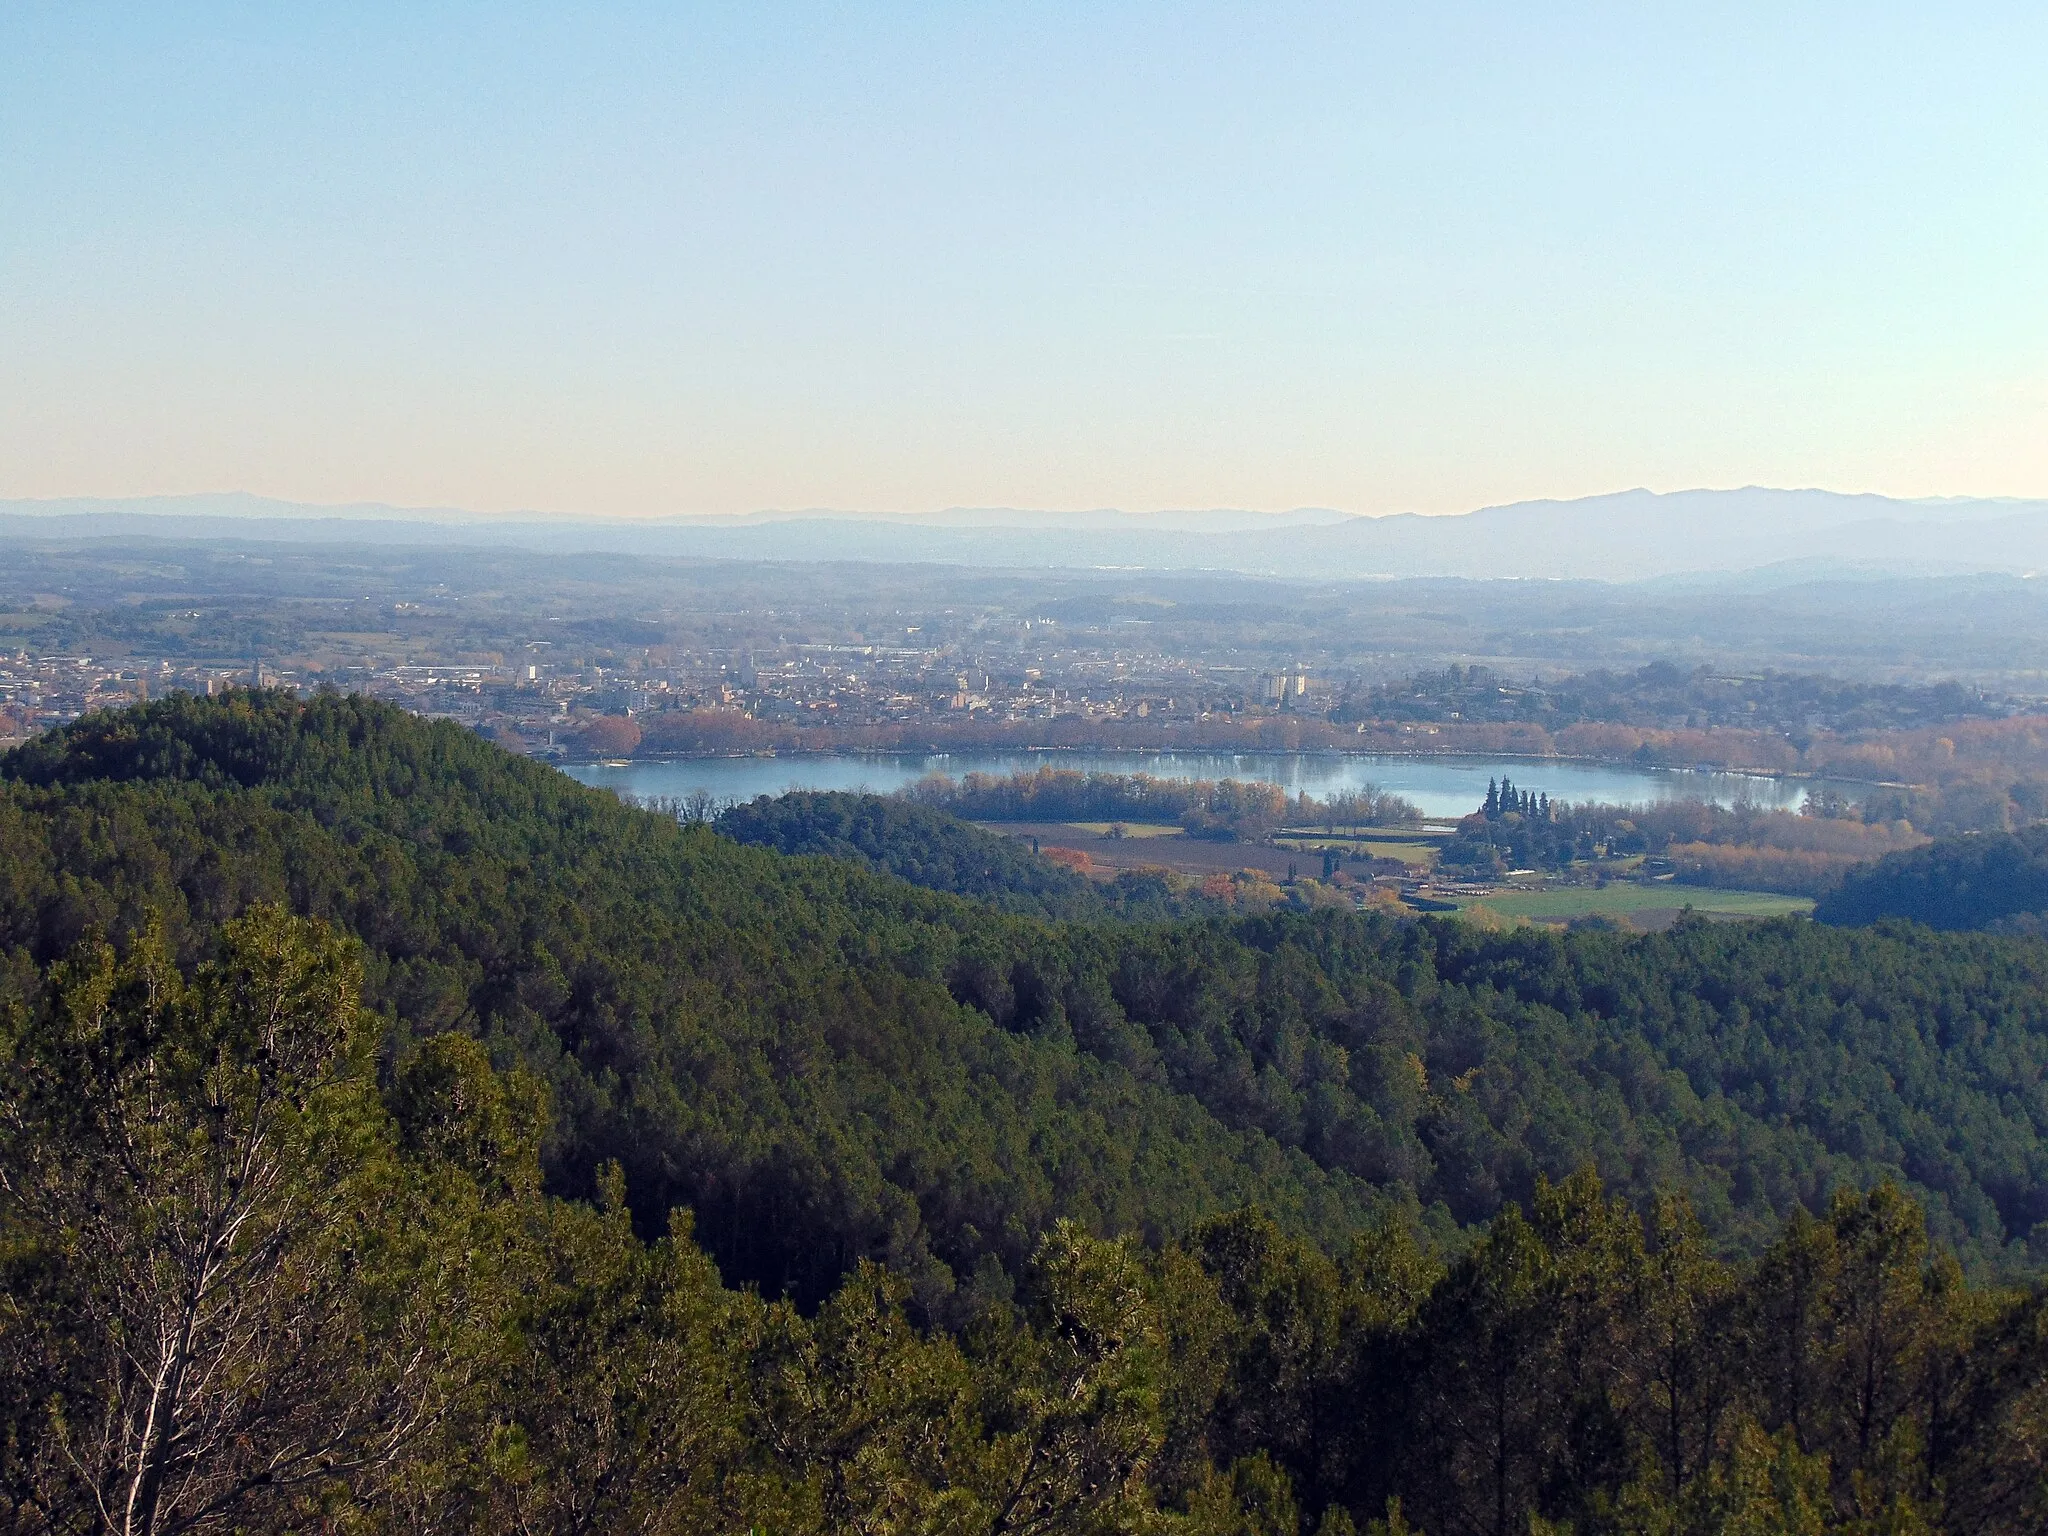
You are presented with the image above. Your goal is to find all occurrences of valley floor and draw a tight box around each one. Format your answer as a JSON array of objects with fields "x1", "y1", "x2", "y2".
[{"x1": 978, "y1": 818, "x2": 1812, "y2": 928}]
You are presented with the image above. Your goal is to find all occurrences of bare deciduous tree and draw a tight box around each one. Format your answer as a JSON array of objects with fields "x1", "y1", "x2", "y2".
[{"x1": 0, "y1": 909, "x2": 474, "y2": 1536}]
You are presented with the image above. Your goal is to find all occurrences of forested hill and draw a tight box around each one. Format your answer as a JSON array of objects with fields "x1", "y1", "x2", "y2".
[
  {"x1": 716, "y1": 789, "x2": 1099, "y2": 917},
  {"x1": 1816, "y1": 826, "x2": 2048, "y2": 931},
  {"x1": 0, "y1": 691, "x2": 1368, "y2": 1311},
  {"x1": 9, "y1": 692, "x2": 2048, "y2": 1295},
  {"x1": 714, "y1": 787, "x2": 1199, "y2": 919}
]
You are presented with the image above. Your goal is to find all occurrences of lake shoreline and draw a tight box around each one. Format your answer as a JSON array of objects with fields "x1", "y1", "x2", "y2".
[
  {"x1": 562, "y1": 747, "x2": 1857, "y2": 819},
  {"x1": 557, "y1": 745, "x2": 1910, "y2": 794}
]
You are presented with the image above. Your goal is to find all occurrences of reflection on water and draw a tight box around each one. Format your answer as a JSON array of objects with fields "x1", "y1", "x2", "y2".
[{"x1": 562, "y1": 750, "x2": 1829, "y2": 821}]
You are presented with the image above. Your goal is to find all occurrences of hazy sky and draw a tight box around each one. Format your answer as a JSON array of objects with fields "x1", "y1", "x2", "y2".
[{"x1": 3, "y1": 4, "x2": 2044, "y2": 517}]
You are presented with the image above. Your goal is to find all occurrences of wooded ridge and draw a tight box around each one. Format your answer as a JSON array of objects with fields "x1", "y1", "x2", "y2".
[{"x1": 5, "y1": 692, "x2": 2048, "y2": 1532}]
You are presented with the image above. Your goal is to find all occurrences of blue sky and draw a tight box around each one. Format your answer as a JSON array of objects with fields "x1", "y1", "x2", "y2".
[{"x1": 2, "y1": 3, "x2": 2044, "y2": 516}]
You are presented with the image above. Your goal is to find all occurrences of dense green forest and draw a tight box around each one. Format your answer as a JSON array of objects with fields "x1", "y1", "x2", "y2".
[
  {"x1": 0, "y1": 694, "x2": 1374, "y2": 1314},
  {"x1": 6, "y1": 910, "x2": 2047, "y2": 1533},
  {"x1": 6, "y1": 694, "x2": 2048, "y2": 1531},
  {"x1": 1816, "y1": 827, "x2": 2048, "y2": 932}
]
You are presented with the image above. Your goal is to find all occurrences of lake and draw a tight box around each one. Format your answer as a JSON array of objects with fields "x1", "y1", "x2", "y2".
[{"x1": 562, "y1": 750, "x2": 1826, "y2": 820}]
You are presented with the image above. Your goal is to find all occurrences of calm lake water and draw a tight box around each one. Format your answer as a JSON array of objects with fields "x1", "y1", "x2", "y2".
[{"x1": 562, "y1": 751, "x2": 1824, "y2": 820}]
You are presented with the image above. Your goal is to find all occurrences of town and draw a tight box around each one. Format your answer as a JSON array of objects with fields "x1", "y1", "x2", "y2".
[
  {"x1": 0, "y1": 627, "x2": 1338, "y2": 756},
  {"x1": 1, "y1": 536, "x2": 2028, "y2": 756}
]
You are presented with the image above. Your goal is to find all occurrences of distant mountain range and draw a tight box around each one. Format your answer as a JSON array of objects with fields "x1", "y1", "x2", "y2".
[{"x1": 5, "y1": 487, "x2": 2047, "y2": 582}]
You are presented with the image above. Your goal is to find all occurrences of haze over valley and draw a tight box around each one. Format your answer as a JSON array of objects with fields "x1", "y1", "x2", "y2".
[{"x1": 13, "y1": 484, "x2": 2048, "y2": 580}]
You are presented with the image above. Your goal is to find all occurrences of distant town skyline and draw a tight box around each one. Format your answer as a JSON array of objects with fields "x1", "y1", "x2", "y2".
[{"x1": 4, "y1": 4, "x2": 2044, "y2": 516}]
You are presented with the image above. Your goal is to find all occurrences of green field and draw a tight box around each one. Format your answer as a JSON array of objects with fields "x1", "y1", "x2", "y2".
[
  {"x1": 1064, "y1": 820, "x2": 1186, "y2": 839},
  {"x1": 1466, "y1": 883, "x2": 1813, "y2": 922}
]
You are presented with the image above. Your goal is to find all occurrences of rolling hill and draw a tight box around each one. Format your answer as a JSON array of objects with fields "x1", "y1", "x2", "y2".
[{"x1": 8, "y1": 693, "x2": 2048, "y2": 1289}]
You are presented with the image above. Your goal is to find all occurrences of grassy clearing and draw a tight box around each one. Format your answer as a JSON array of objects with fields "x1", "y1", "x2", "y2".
[
  {"x1": 1466, "y1": 884, "x2": 1813, "y2": 922},
  {"x1": 1352, "y1": 840, "x2": 1441, "y2": 864},
  {"x1": 1064, "y1": 821, "x2": 1185, "y2": 839}
]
